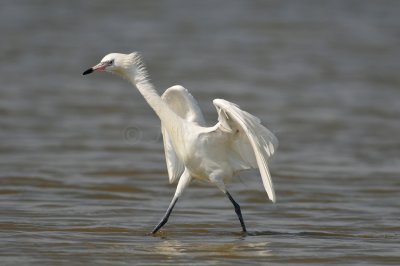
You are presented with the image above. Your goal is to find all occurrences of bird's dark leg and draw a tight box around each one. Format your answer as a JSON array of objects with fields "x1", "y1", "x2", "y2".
[
  {"x1": 226, "y1": 191, "x2": 247, "y2": 232},
  {"x1": 151, "y1": 196, "x2": 179, "y2": 234}
]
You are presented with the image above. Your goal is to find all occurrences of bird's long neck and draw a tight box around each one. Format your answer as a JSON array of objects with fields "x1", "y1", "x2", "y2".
[
  {"x1": 125, "y1": 57, "x2": 183, "y2": 136},
  {"x1": 133, "y1": 78, "x2": 170, "y2": 120}
]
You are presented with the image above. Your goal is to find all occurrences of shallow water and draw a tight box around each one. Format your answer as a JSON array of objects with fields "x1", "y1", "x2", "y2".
[{"x1": 1, "y1": 0, "x2": 400, "y2": 265}]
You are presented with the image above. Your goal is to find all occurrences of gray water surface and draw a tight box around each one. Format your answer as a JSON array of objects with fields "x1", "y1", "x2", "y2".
[{"x1": 1, "y1": 0, "x2": 399, "y2": 265}]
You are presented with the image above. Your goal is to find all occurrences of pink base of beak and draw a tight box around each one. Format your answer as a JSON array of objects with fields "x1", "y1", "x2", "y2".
[{"x1": 92, "y1": 62, "x2": 108, "y2": 71}]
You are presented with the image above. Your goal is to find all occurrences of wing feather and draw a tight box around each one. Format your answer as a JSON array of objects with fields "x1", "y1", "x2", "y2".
[
  {"x1": 213, "y1": 99, "x2": 278, "y2": 202},
  {"x1": 161, "y1": 85, "x2": 205, "y2": 183}
]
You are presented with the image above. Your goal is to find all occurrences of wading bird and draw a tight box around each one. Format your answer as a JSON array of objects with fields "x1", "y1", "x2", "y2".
[{"x1": 83, "y1": 52, "x2": 278, "y2": 234}]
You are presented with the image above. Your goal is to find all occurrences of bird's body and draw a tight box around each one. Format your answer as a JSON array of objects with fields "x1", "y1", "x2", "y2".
[
  {"x1": 83, "y1": 52, "x2": 278, "y2": 234},
  {"x1": 172, "y1": 121, "x2": 234, "y2": 183}
]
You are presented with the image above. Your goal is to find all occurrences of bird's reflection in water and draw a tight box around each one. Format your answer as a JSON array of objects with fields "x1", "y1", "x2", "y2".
[
  {"x1": 153, "y1": 237, "x2": 272, "y2": 258},
  {"x1": 153, "y1": 240, "x2": 186, "y2": 257}
]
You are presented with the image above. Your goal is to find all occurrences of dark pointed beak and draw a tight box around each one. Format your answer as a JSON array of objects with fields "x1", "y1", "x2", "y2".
[
  {"x1": 82, "y1": 68, "x2": 93, "y2": 75},
  {"x1": 82, "y1": 61, "x2": 109, "y2": 75}
]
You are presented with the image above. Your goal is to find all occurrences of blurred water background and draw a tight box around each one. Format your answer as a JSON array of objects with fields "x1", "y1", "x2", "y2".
[{"x1": 0, "y1": 0, "x2": 399, "y2": 265}]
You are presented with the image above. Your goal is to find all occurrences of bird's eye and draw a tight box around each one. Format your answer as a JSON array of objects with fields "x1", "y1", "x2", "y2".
[{"x1": 109, "y1": 60, "x2": 114, "y2": 65}]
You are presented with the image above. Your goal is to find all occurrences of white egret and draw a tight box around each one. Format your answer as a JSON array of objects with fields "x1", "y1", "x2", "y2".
[{"x1": 83, "y1": 52, "x2": 278, "y2": 234}]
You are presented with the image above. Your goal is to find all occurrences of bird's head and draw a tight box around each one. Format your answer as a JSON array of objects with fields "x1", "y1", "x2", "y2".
[{"x1": 83, "y1": 52, "x2": 140, "y2": 80}]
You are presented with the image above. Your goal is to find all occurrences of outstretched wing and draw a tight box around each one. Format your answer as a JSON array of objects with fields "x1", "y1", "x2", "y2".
[
  {"x1": 161, "y1": 85, "x2": 205, "y2": 183},
  {"x1": 213, "y1": 99, "x2": 278, "y2": 202}
]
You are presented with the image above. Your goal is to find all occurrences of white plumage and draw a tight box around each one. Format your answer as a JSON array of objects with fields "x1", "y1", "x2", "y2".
[
  {"x1": 83, "y1": 52, "x2": 278, "y2": 234},
  {"x1": 161, "y1": 85, "x2": 205, "y2": 184}
]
